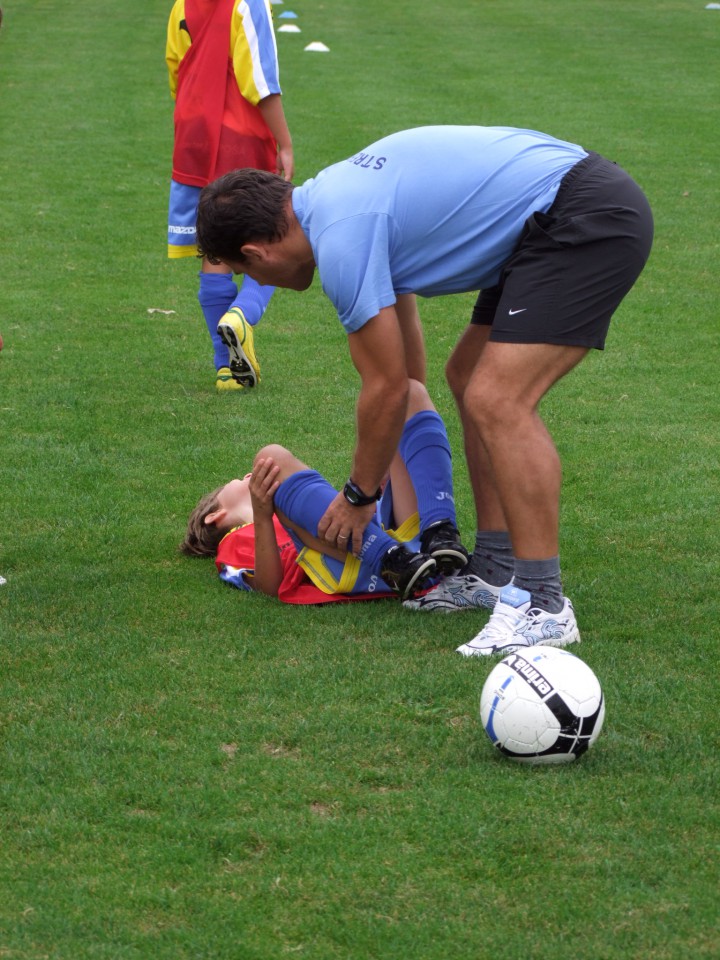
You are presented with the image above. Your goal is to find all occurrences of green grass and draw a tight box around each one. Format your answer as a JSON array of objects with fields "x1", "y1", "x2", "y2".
[{"x1": 1, "y1": 1, "x2": 719, "y2": 957}]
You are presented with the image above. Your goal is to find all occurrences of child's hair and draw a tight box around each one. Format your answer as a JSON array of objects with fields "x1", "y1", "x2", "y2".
[{"x1": 180, "y1": 486, "x2": 227, "y2": 558}]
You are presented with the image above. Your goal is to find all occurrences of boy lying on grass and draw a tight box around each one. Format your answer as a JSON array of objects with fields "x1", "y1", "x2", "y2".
[{"x1": 181, "y1": 380, "x2": 468, "y2": 604}]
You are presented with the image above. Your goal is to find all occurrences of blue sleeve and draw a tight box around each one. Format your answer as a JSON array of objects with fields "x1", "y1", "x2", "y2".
[{"x1": 316, "y1": 214, "x2": 398, "y2": 333}]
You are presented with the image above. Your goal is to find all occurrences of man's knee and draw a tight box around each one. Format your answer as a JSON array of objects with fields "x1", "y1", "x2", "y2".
[
  {"x1": 446, "y1": 325, "x2": 491, "y2": 401},
  {"x1": 462, "y1": 360, "x2": 534, "y2": 435},
  {"x1": 445, "y1": 352, "x2": 470, "y2": 401}
]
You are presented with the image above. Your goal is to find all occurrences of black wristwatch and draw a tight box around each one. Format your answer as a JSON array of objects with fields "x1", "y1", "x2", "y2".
[{"x1": 343, "y1": 478, "x2": 382, "y2": 507}]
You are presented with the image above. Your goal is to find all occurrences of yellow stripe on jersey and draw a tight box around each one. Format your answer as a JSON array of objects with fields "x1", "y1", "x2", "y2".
[
  {"x1": 233, "y1": 0, "x2": 275, "y2": 105},
  {"x1": 166, "y1": 0, "x2": 277, "y2": 106},
  {"x1": 166, "y1": 0, "x2": 191, "y2": 100}
]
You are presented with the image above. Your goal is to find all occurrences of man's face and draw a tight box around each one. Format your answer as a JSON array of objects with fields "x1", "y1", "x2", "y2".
[
  {"x1": 222, "y1": 230, "x2": 316, "y2": 291},
  {"x1": 222, "y1": 254, "x2": 315, "y2": 291}
]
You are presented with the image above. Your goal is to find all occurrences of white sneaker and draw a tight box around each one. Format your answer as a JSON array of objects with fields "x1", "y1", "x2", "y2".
[
  {"x1": 403, "y1": 571, "x2": 504, "y2": 613},
  {"x1": 456, "y1": 585, "x2": 580, "y2": 657}
]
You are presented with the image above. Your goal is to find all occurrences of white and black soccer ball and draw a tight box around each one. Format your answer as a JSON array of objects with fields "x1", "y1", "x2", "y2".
[{"x1": 480, "y1": 646, "x2": 605, "y2": 764}]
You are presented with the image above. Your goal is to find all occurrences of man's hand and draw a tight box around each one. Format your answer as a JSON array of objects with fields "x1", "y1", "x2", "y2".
[
  {"x1": 249, "y1": 457, "x2": 281, "y2": 520},
  {"x1": 317, "y1": 493, "x2": 377, "y2": 556}
]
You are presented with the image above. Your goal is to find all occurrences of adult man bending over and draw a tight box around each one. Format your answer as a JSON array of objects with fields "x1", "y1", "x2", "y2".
[{"x1": 196, "y1": 124, "x2": 653, "y2": 657}]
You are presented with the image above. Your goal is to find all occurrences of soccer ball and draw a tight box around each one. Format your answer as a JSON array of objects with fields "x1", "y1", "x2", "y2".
[{"x1": 479, "y1": 646, "x2": 605, "y2": 764}]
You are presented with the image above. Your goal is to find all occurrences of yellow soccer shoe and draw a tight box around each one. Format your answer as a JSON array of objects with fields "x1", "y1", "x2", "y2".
[
  {"x1": 216, "y1": 366, "x2": 245, "y2": 391},
  {"x1": 217, "y1": 308, "x2": 261, "y2": 388}
]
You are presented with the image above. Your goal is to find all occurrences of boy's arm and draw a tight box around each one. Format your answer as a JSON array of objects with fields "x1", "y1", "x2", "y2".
[
  {"x1": 251, "y1": 513, "x2": 283, "y2": 597},
  {"x1": 249, "y1": 457, "x2": 283, "y2": 597},
  {"x1": 258, "y1": 94, "x2": 294, "y2": 180},
  {"x1": 233, "y1": 0, "x2": 293, "y2": 178}
]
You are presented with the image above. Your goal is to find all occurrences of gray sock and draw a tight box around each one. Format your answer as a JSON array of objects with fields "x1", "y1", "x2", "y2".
[
  {"x1": 466, "y1": 530, "x2": 514, "y2": 587},
  {"x1": 513, "y1": 557, "x2": 564, "y2": 613}
]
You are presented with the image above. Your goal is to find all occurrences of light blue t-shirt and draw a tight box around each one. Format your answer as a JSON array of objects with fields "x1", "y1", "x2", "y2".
[{"x1": 291, "y1": 126, "x2": 588, "y2": 333}]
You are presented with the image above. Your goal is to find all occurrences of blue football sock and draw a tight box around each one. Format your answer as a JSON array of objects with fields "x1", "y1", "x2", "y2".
[
  {"x1": 399, "y1": 410, "x2": 457, "y2": 531},
  {"x1": 198, "y1": 271, "x2": 237, "y2": 370},
  {"x1": 230, "y1": 275, "x2": 275, "y2": 327},
  {"x1": 274, "y1": 470, "x2": 397, "y2": 572}
]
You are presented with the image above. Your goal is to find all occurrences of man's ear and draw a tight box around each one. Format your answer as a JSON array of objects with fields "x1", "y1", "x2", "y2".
[
  {"x1": 204, "y1": 508, "x2": 227, "y2": 527},
  {"x1": 239, "y1": 243, "x2": 267, "y2": 263}
]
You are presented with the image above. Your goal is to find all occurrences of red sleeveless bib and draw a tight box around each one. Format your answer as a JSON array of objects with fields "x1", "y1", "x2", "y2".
[{"x1": 172, "y1": 0, "x2": 277, "y2": 187}]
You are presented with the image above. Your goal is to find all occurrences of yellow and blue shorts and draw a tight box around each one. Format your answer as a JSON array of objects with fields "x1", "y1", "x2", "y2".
[
  {"x1": 168, "y1": 179, "x2": 201, "y2": 259},
  {"x1": 296, "y1": 511, "x2": 421, "y2": 597}
]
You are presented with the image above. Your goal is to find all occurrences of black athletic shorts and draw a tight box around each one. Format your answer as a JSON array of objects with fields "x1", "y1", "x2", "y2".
[{"x1": 471, "y1": 152, "x2": 654, "y2": 349}]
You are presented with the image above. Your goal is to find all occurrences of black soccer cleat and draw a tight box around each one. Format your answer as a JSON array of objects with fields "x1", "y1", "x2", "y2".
[
  {"x1": 380, "y1": 545, "x2": 437, "y2": 600},
  {"x1": 420, "y1": 520, "x2": 469, "y2": 577}
]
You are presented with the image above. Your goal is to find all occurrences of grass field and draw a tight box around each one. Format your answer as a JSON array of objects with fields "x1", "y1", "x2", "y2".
[{"x1": 1, "y1": 1, "x2": 719, "y2": 958}]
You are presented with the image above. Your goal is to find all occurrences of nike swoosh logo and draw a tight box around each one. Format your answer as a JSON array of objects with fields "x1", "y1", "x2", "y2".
[{"x1": 508, "y1": 308, "x2": 527, "y2": 316}]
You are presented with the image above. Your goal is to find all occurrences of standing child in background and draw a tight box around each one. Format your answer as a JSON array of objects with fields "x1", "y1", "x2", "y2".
[{"x1": 166, "y1": 0, "x2": 293, "y2": 390}]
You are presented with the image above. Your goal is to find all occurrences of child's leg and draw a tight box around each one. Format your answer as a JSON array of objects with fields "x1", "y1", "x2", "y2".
[
  {"x1": 398, "y1": 409, "x2": 457, "y2": 531},
  {"x1": 198, "y1": 268, "x2": 237, "y2": 370},
  {"x1": 215, "y1": 277, "x2": 268, "y2": 388},
  {"x1": 394, "y1": 384, "x2": 468, "y2": 576},
  {"x1": 230, "y1": 275, "x2": 275, "y2": 327},
  {"x1": 273, "y1": 469, "x2": 397, "y2": 571}
]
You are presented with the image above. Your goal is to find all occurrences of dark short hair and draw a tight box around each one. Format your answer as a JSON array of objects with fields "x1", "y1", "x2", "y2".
[{"x1": 196, "y1": 169, "x2": 294, "y2": 264}]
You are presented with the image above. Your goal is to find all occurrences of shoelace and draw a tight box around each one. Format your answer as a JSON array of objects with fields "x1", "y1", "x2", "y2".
[
  {"x1": 476, "y1": 600, "x2": 527, "y2": 640},
  {"x1": 436, "y1": 573, "x2": 479, "y2": 595}
]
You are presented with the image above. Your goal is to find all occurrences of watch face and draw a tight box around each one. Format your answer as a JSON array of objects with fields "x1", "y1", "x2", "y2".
[
  {"x1": 344, "y1": 480, "x2": 380, "y2": 506},
  {"x1": 343, "y1": 483, "x2": 361, "y2": 505}
]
